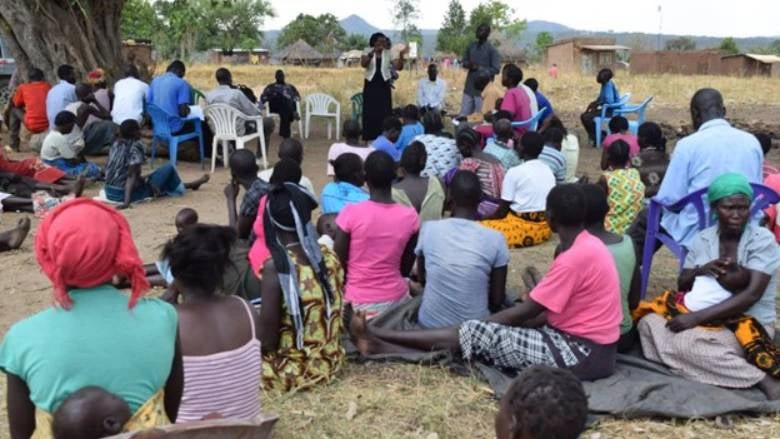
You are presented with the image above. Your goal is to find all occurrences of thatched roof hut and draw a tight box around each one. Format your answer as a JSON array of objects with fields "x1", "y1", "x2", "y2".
[
  {"x1": 278, "y1": 39, "x2": 323, "y2": 66},
  {"x1": 495, "y1": 37, "x2": 526, "y2": 65}
]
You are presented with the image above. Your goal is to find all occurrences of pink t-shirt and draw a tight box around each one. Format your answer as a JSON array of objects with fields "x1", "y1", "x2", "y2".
[
  {"x1": 530, "y1": 231, "x2": 622, "y2": 345},
  {"x1": 327, "y1": 143, "x2": 375, "y2": 176},
  {"x1": 336, "y1": 201, "x2": 420, "y2": 305},
  {"x1": 500, "y1": 87, "x2": 532, "y2": 136},
  {"x1": 603, "y1": 133, "x2": 640, "y2": 157},
  {"x1": 248, "y1": 196, "x2": 269, "y2": 275}
]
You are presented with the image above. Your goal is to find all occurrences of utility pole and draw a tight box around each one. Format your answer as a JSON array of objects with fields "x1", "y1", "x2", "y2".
[{"x1": 657, "y1": 4, "x2": 663, "y2": 50}]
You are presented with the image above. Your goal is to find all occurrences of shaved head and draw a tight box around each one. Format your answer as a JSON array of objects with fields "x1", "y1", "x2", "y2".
[
  {"x1": 690, "y1": 88, "x2": 725, "y2": 129},
  {"x1": 494, "y1": 119, "x2": 514, "y2": 141}
]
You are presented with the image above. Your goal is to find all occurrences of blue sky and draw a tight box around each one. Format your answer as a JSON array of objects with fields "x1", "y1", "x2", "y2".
[{"x1": 265, "y1": 0, "x2": 779, "y2": 38}]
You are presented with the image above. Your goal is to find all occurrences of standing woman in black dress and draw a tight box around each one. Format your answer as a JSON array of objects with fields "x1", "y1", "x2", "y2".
[{"x1": 361, "y1": 33, "x2": 407, "y2": 141}]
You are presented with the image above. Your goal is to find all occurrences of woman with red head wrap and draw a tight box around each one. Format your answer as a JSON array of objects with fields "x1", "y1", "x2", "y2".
[{"x1": 0, "y1": 199, "x2": 183, "y2": 437}]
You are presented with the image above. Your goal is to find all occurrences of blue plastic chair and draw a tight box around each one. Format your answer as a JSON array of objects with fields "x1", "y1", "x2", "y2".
[
  {"x1": 594, "y1": 94, "x2": 631, "y2": 148},
  {"x1": 639, "y1": 183, "x2": 780, "y2": 298},
  {"x1": 511, "y1": 107, "x2": 548, "y2": 132},
  {"x1": 615, "y1": 96, "x2": 654, "y2": 135},
  {"x1": 146, "y1": 104, "x2": 204, "y2": 169}
]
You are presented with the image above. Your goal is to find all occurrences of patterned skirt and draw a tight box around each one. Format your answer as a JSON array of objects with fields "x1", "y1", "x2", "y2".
[{"x1": 480, "y1": 211, "x2": 551, "y2": 248}]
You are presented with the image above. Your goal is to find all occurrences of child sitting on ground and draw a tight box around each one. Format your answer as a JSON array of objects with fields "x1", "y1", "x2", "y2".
[
  {"x1": 321, "y1": 153, "x2": 368, "y2": 214},
  {"x1": 484, "y1": 112, "x2": 521, "y2": 170},
  {"x1": 40, "y1": 111, "x2": 103, "y2": 180},
  {"x1": 371, "y1": 117, "x2": 403, "y2": 162},
  {"x1": 599, "y1": 140, "x2": 645, "y2": 235},
  {"x1": 602, "y1": 116, "x2": 639, "y2": 160},
  {"x1": 495, "y1": 366, "x2": 587, "y2": 439},
  {"x1": 52, "y1": 386, "x2": 132, "y2": 439},
  {"x1": 104, "y1": 120, "x2": 209, "y2": 208},
  {"x1": 395, "y1": 105, "x2": 424, "y2": 153},
  {"x1": 147, "y1": 208, "x2": 199, "y2": 287}
]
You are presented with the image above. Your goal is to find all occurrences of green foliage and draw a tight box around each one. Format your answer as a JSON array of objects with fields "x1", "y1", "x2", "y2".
[
  {"x1": 436, "y1": 0, "x2": 469, "y2": 55},
  {"x1": 719, "y1": 37, "x2": 739, "y2": 56},
  {"x1": 121, "y1": 0, "x2": 273, "y2": 59},
  {"x1": 665, "y1": 36, "x2": 696, "y2": 51},
  {"x1": 277, "y1": 13, "x2": 346, "y2": 52},
  {"x1": 467, "y1": 0, "x2": 527, "y2": 41},
  {"x1": 393, "y1": 0, "x2": 422, "y2": 46},
  {"x1": 525, "y1": 31, "x2": 553, "y2": 64},
  {"x1": 343, "y1": 33, "x2": 368, "y2": 51}
]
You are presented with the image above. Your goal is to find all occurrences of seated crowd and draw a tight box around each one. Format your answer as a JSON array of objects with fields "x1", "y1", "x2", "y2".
[{"x1": 0, "y1": 56, "x2": 779, "y2": 439}]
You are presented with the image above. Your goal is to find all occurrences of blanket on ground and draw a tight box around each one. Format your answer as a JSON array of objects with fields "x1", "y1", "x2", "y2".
[{"x1": 346, "y1": 297, "x2": 780, "y2": 418}]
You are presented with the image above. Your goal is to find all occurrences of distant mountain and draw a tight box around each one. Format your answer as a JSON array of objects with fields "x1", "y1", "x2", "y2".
[{"x1": 263, "y1": 15, "x2": 778, "y2": 57}]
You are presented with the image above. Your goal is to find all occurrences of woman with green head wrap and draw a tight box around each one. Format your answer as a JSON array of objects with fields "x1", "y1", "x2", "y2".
[{"x1": 635, "y1": 172, "x2": 780, "y2": 400}]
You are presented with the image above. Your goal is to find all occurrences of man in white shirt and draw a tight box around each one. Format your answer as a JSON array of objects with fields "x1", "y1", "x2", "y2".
[
  {"x1": 206, "y1": 67, "x2": 274, "y2": 159},
  {"x1": 111, "y1": 64, "x2": 149, "y2": 125},
  {"x1": 417, "y1": 64, "x2": 446, "y2": 114}
]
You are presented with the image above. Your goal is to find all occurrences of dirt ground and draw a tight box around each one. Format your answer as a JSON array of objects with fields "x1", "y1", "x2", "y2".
[{"x1": 1, "y1": 106, "x2": 780, "y2": 438}]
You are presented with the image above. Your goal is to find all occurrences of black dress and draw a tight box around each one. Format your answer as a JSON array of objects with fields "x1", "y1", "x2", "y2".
[{"x1": 362, "y1": 55, "x2": 392, "y2": 141}]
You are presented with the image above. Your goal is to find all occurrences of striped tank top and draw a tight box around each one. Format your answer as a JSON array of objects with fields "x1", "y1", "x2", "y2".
[{"x1": 177, "y1": 296, "x2": 262, "y2": 422}]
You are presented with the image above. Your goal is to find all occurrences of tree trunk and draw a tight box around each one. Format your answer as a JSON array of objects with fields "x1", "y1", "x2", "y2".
[{"x1": 0, "y1": 0, "x2": 126, "y2": 82}]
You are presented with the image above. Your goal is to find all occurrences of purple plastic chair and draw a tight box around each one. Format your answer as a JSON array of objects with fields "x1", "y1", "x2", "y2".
[{"x1": 639, "y1": 183, "x2": 780, "y2": 298}]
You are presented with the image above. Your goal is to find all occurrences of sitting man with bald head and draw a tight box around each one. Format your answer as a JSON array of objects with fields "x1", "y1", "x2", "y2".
[{"x1": 629, "y1": 88, "x2": 764, "y2": 252}]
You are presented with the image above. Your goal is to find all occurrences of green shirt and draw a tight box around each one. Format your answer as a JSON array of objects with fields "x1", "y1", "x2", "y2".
[
  {"x1": 0, "y1": 285, "x2": 178, "y2": 413},
  {"x1": 606, "y1": 236, "x2": 636, "y2": 334}
]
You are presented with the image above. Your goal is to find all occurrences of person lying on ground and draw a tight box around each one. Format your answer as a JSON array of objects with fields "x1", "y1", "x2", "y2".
[
  {"x1": 321, "y1": 153, "x2": 368, "y2": 215},
  {"x1": 483, "y1": 114, "x2": 521, "y2": 171},
  {"x1": 392, "y1": 141, "x2": 445, "y2": 222},
  {"x1": 581, "y1": 184, "x2": 640, "y2": 353},
  {"x1": 0, "y1": 199, "x2": 184, "y2": 437},
  {"x1": 104, "y1": 120, "x2": 209, "y2": 209},
  {"x1": 350, "y1": 184, "x2": 623, "y2": 381},
  {"x1": 0, "y1": 147, "x2": 68, "y2": 185},
  {"x1": 599, "y1": 140, "x2": 644, "y2": 235},
  {"x1": 481, "y1": 132, "x2": 555, "y2": 248},
  {"x1": 326, "y1": 119, "x2": 374, "y2": 176},
  {"x1": 0, "y1": 173, "x2": 86, "y2": 215},
  {"x1": 495, "y1": 366, "x2": 587, "y2": 439},
  {"x1": 41, "y1": 111, "x2": 103, "y2": 180},
  {"x1": 257, "y1": 138, "x2": 315, "y2": 195},
  {"x1": 52, "y1": 386, "x2": 131, "y2": 439},
  {"x1": 65, "y1": 82, "x2": 115, "y2": 155},
  {"x1": 444, "y1": 128, "x2": 504, "y2": 218},
  {"x1": 162, "y1": 225, "x2": 262, "y2": 421},
  {"x1": 334, "y1": 150, "x2": 420, "y2": 319},
  {"x1": 415, "y1": 170, "x2": 509, "y2": 329},
  {"x1": 634, "y1": 172, "x2": 780, "y2": 400},
  {"x1": 259, "y1": 182, "x2": 346, "y2": 391}
]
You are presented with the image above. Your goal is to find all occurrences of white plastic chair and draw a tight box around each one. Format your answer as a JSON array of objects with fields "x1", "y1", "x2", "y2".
[
  {"x1": 204, "y1": 104, "x2": 267, "y2": 173},
  {"x1": 263, "y1": 101, "x2": 303, "y2": 137},
  {"x1": 304, "y1": 93, "x2": 341, "y2": 140}
]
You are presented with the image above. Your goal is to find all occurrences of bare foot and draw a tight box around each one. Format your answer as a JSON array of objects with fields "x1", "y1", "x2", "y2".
[
  {"x1": 758, "y1": 376, "x2": 780, "y2": 400},
  {"x1": 185, "y1": 174, "x2": 210, "y2": 191},
  {"x1": 1, "y1": 217, "x2": 31, "y2": 250},
  {"x1": 348, "y1": 311, "x2": 379, "y2": 356},
  {"x1": 72, "y1": 174, "x2": 88, "y2": 198},
  {"x1": 521, "y1": 266, "x2": 542, "y2": 291}
]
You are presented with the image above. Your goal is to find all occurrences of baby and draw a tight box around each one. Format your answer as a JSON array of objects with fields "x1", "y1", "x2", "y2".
[
  {"x1": 495, "y1": 365, "x2": 587, "y2": 439},
  {"x1": 152, "y1": 208, "x2": 199, "y2": 287},
  {"x1": 684, "y1": 259, "x2": 751, "y2": 312},
  {"x1": 52, "y1": 386, "x2": 131, "y2": 439},
  {"x1": 316, "y1": 213, "x2": 337, "y2": 250}
]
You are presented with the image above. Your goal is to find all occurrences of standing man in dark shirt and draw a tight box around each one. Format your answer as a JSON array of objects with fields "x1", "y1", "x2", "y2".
[{"x1": 459, "y1": 24, "x2": 501, "y2": 118}]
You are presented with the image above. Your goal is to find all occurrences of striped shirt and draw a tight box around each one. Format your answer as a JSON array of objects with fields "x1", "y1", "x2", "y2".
[
  {"x1": 538, "y1": 145, "x2": 567, "y2": 184},
  {"x1": 177, "y1": 297, "x2": 262, "y2": 422}
]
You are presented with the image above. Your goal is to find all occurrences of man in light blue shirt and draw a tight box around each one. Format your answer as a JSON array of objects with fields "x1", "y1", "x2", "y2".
[
  {"x1": 652, "y1": 88, "x2": 763, "y2": 248},
  {"x1": 147, "y1": 60, "x2": 193, "y2": 133},
  {"x1": 45, "y1": 65, "x2": 77, "y2": 128}
]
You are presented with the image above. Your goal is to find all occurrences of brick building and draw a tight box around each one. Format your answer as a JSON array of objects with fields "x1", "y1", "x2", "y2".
[
  {"x1": 545, "y1": 38, "x2": 629, "y2": 74},
  {"x1": 630, "y1": 50, "x2": 722, "y2": 75}
]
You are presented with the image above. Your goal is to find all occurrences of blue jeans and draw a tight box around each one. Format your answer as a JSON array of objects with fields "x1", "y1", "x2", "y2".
[{"x1": 105, "y1": 163, "x2": 185, "y2": 202}]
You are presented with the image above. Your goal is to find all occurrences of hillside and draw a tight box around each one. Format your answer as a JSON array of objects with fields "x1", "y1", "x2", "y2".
[{"x1": 262, "y1": 14, "x2": 778, "y2": 57}]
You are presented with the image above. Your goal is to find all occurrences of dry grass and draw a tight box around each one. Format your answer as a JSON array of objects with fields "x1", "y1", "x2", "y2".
[{"x1": 180, "y1": 64, "x2": 780, "y2": 121}]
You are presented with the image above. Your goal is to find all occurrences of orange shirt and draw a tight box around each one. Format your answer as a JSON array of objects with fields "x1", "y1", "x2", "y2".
[{"x1": 12, "y1": 81, "x2": 51, "y2": 133}]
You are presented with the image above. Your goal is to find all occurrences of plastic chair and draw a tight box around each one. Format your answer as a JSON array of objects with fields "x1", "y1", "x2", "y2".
[
  {"x1": 204, "y1": 104, "x2": 267, "y2": 173},
  {"x1": 351, "y1": 93, "x2": 363, "y2": 122},
  {"x1": 639, "y1": 183, "x2": 780, "y2": 298},
  {"x1": 146, "y1": 103, "x2": 204, "y2": 169},
  {"x1": 511, "y1": 107, "x2": 548, "y2": 132},
  {"x1": 191, "y1": 88, "x2": 206, "y2": 105},
  {"x1": 594, "y1": 93, "x2": 631, "y2": 148},
  {"x1": 615, "y1": 96, "x2": 654, "y2": 135},
  {"x1": 305, "y1": 93, "x2": 341, "y2": 140},
  {"x1": 263, "y1": 101, "x2": 303, "y2": 137}
]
